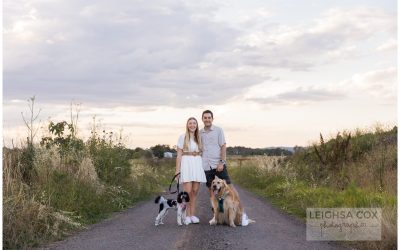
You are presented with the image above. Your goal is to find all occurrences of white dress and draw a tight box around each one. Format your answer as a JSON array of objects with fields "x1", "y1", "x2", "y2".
[{"x1": 177, "y1": 134, "x2": 207, "y2": 183}]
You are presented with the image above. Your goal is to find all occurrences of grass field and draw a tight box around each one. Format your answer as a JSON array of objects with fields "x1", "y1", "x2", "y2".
[
  {"x1": 3, "y1": 143, "x2": 174, "y2": 249},
  {"x1": 4, "y1": 114, "x2": 396, "y2": 250},
  {"x1": 229, "y1": 126, "x2": 397, "y2": 250}
]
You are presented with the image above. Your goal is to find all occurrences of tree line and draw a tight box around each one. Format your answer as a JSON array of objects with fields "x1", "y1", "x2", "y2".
[{"x1": 148, "y1": 144, "x2": 294, "y2": 158}]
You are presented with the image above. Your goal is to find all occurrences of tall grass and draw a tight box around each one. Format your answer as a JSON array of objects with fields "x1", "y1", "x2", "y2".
[
  {"x1": 284, "y1": 126, "x2": 397, "y2": 193},
  {"x1": 3, "y1": 147, "x2": 83, "y2": 248},
  {"x1": 3, "y1": 124, "x2": 174, "y2": 249},
  {"x1": 229, "y1": 125, "x2": 397, "y2": 250}
]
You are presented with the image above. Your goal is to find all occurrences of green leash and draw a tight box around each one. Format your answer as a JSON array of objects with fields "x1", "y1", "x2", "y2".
[
  {"x1": 217, "y1": 192, "x2": 229, "y2": 213},
  {"x1": 218, "y1": 198, "x2": 224, "y2": 213}
]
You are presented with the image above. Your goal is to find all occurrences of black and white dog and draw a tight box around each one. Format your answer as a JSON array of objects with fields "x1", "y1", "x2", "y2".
[{"x1": 154, "y1": 191, "x2": 190, "y2": 226}]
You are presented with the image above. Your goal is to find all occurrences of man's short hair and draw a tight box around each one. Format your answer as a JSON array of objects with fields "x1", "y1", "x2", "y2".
[{"x1": 202, "y1": 110, "x2": 213, "y2": 119}]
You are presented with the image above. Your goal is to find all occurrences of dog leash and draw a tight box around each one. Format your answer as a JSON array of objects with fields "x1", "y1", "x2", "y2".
[
  {"x1": 168, "y1": 172, "x2": 180, "y2": 194},
  {"x1": 217, "y1": 192, "x2": 229, "y2": 213}
]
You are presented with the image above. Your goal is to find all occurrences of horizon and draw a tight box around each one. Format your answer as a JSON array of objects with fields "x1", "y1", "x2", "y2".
[
  {"x1": 3, "y1": 109, "x2": 395, "y2": 149},
  {"x1": 4, "y1": 0, "x2": 397, "y2": 149}
]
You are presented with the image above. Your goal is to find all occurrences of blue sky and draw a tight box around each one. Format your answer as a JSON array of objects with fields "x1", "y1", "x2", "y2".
[{"x1": 3, "y1": 0, "x2": 397, "y2": 148}]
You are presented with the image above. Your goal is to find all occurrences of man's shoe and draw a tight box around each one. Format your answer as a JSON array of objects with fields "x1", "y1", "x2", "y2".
[{"x1": 241, "y1": 213, "x2": 249, "y2": 226}]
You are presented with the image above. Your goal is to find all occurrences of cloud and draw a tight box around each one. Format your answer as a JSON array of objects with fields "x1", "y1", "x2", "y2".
[
  {"x1": 247, "y1": 66, "x2": 396, "y2": 107},
  {"x1": 5, "y1": 0, "x2": 264, "y2": 107},
  {"x1": 247, "y1": 86, "x2": 345, "y2": 106},
  {"x1": 220, "y1": 7, "x2": 396, "y2": 70},
  {"x1": 376, "y1": 39, "x2": 397, "y2": 52},
  {"x1": 340, "y1": 67, "x2": 397, "y2": 102},
  {"x1": 4, "y1": 2, "x2": 396, "y2": 109}
]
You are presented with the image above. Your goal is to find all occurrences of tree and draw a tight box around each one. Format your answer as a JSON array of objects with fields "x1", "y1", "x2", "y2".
[{"x1": 150, "y1": 144, "x2": 173, "y2": 159}]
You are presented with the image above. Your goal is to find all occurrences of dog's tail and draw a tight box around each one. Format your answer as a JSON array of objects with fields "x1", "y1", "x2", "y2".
[{"x1": 247, "y1": 219, "x2": 256, "y2": 224}]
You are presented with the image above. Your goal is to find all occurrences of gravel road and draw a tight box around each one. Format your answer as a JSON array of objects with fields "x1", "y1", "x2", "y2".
[{"x1": 41, "y1": 185, "x2": 346, "y2": 250}]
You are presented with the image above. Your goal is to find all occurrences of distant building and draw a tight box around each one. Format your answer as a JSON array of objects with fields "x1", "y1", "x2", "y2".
[{"x1": 163, "y1": 152, "x2": 174, "y2": 158}]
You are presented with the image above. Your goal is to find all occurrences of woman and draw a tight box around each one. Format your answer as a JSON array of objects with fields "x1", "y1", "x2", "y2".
[{"x1": 175, "y1": 117, "x2": 207, "y2": 225}]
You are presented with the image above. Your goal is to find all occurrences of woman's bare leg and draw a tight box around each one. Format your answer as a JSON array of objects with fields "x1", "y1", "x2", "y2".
[
  {"x1": 190, "y1": 182, "x2": 200, "y2": 216},
  {"x1": 183, "y1": 182, "x2": 193, "y2": 217}
]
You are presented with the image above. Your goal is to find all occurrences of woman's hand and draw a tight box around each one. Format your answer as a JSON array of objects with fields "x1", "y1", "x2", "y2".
[{"x1": 174, "y1": 172, "x2": 180, "y2": 181}]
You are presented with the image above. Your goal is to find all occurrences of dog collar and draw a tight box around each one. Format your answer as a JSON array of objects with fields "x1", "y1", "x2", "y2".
[{"x1": 217, "y1": 192, "x2": 228, "y2": 201}]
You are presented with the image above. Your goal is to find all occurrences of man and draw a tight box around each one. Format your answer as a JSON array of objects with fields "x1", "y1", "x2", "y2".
[
  {"x1": 200, "y1": 110, "x2": 251, "y2": 226},
  {"x1": 200, "y1": 110, "x2": 240, "y2": 200}
]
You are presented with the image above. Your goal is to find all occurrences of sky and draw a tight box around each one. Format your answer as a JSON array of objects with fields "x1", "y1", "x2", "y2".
[{"x1": 3, "y1": 0, "x2": 397, "y2": 149}]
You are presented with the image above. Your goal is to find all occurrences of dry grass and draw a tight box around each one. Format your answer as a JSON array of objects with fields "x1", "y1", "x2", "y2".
[
  {"x1": 380, "y1": 205, "x2": 397, "y2": 249},
  {"x1": 230, "y1": 152, "x2": 397, "y2": 250},
  {"x1": 129, "y1": 158, "x2": 175, "y2": 197},
  {"x1": 3, "y1": 148, "x2": 83, "y2": 249},
  {"x1": 3, "y1": 145, "x2": 174, "y2": 249},
  {"x1": 229, "y1": 155, "x2": 285, "y2": 171},
  {"x1": 349, "y1": 205, "x2": 397, "y2": 250},
  {"x1": 76, "y1": 157, "x2": 102, "y2": 186}
]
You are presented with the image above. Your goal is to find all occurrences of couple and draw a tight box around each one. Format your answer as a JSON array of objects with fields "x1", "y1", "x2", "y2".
[{"x1": 175, "y1": 110, "x2": 240, "y2": 225}]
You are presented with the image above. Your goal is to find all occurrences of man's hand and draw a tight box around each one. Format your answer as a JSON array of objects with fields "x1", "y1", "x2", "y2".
[{"x1": 216, "y1": 163, "x2": 224, "y2": 172}]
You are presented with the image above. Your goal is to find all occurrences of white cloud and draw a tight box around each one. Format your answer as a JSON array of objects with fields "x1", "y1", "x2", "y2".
[
  {"x1": 377, "y1": 39, "x2": 397, "y2": 52},
  {"x1": 230, "y1": 7, "x2": 395, "y2": 70},
  {"x1": 5, "y1": 0, "x2": 264, "y2": 107},
  {"x1": 236, "y1": 7, "x2": 274, "y2": 25},
  {"x1": 309, "y1": 7, "x2": 395, "y2": 37},
  {"x1": 3, "y1": 1, "x2": 396, "y2": 148},
  {"x1": 5, "y1": 2, "x2": 396, "y2": 108},
  {"x1": 246, "y1": 85, "x2": 345, "y2": 106},
  {"x1": 340, "y1": 67, "x2": 397, "y2": 102},
  {"x1": 244, "y1": 66, "x2": 396, "y2": 107}
]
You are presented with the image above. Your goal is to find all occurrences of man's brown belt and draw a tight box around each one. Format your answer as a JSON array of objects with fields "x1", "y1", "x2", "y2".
[{"x1": 182, "y1": 152, "x2": 202, "y2": 156}]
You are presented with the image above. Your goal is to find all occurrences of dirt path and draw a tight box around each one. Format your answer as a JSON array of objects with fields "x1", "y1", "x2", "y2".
[{"x1": 41, "y1": 185, "x2": 345, "y2": 250}]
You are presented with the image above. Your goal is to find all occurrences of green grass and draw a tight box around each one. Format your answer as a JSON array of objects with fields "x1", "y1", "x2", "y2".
[
  {"x1": 229, "y1": 125, "x2": 397, "y2": 250},
  {"x1": 3, "y1": 113, "x2": 179, "y2": 249},
  {"x1": 283, "y1": 126, "x2": 397, "y2": 191},
  {"x1": 231, "y1": 166, "x2": 396, "y2": 220},
  {"x1": 4, "y1": 145, "x2": 175, "y2": 249},
  {"x1": 228, "y1": 127, "x2": 398, "y2": 249}
]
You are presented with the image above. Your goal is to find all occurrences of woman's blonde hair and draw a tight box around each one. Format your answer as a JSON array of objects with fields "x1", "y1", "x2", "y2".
[{"x1": 183, "y1": 117, "x2": 202, "y2": 152}]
